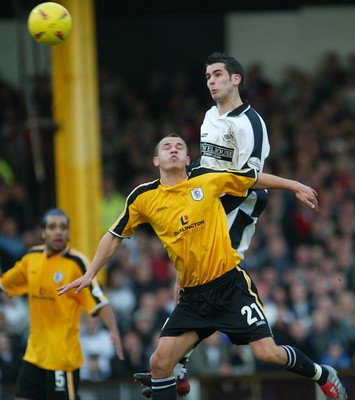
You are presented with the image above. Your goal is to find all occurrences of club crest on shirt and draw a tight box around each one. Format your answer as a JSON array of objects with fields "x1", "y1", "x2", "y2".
[
  {"x1": 190, "y1": 187, "x2": 204, "y2": 201},
  {"x1": 222, "y1": 124, "x2": 235, "y2": 142},
  {"x1": 223, "y1": 131, "x2": 234, "y2": 141},
  {"x1": 53, "y1": 272, "x2": 63, "y2": 283}
]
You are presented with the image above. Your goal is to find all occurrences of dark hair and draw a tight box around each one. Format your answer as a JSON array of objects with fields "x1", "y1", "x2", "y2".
[
  {"x1": 154, "y1": 133, "x2": 188, "y2": 156},
  {"x1": 206, "y1": 51, "x2": 245, "y2": 89},
  {"x1": 41, "y1": 208, "x2": 69, "y2": 229}
]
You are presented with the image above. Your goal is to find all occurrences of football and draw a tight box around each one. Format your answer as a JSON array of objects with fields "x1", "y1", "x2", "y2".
[{"x1": 27, "y1": 2, "x2": 72, "y2": 46}]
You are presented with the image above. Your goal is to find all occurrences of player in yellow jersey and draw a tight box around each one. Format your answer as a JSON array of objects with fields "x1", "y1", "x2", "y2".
[
  {"x1": 58, "y1": 134, "x2": 347, "y2": 400},
  {"x1": 0, "y1": 209, "x2": 124, "y2": 400}
]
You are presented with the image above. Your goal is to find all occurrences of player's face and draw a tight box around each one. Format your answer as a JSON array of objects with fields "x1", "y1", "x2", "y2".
[
  {"x1": 153, "y1": 137, "x2": 190, "y2": 171},
  {"x1": 42, "y1": 215, "x2": 69, "y2": 255},
  {"x1": 206, "y1": 62, "x2": 240, "y2": 102}
]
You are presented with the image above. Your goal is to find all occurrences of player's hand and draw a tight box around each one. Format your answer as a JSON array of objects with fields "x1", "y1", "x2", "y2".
[
  {"x1": 294, "y1": 184, "x2": 319, "y2": 211},
  {"x1": 57, "y1": 274, "x2": 92, "y2": 295},
  {"x1": 110, "y1": 330, "x2": 125, "y2": 360}
]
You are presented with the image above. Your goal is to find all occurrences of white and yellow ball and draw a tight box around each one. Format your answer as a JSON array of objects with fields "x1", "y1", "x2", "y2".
[{"x1": 27, "y1": 2, "x2": 72, "y2": 46}]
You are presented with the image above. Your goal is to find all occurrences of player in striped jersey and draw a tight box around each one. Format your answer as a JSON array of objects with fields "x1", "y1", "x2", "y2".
[
  {"x1": 200, "y1": 51, "x2": 270, "y2": 258},
  {"x1": 0, "y1": 209, "x2": 123, "y2": 400},
  {"x1": 58, "y1": 135, "x2": 345, "y2": 400}
]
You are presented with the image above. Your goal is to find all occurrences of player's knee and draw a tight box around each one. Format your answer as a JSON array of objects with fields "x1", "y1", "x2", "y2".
[{"x1": 150, "y1": 352, "x2": 173, "y2": 377}]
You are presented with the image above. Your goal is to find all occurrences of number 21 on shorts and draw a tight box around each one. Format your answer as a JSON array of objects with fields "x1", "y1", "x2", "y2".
[{"x1": 241, "y1": 302, "x2": 265, "y2": 326}]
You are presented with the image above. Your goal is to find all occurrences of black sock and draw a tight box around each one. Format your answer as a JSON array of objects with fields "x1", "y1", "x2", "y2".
[
  {"x1": 282, "y1": 345, "x2": 329, "y2": 385},
  {"x1": 151, "y1": 377, "x2": 177, "y2": 400}
]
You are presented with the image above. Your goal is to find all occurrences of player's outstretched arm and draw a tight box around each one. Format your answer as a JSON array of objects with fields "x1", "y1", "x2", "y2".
[
  {"x1": 254, "y1": 173, "x2": 319, "y2": 211},
  {"x1": 57, "y1": 232, "x2": 123, "y2": 295}
]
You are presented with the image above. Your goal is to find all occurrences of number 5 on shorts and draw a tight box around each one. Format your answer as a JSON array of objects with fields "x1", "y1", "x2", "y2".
[{"x1": 55, "y1": 370, "x2": 65, "y2": 390}]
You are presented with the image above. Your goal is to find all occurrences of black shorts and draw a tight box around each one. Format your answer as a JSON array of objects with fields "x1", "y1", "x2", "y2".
[
  {"x1": 161, "y1": 267, "x2": 272, "y2": 345},
  {"x1": 16, "y1": 360, "x2": 81, "y2": 400}
]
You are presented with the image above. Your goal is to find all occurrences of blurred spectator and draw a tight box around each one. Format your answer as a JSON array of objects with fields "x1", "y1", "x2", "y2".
[
  {"x1": 0, "y1": 296, "x2": 29, "y2": 339},
  {"x1": 111, "y1": 330, "x2": 149, "y2": 379},
  {"x1": 320, "y1": 339, "x2": 352, "y2": 370},
  {"x1": 263, "y1": 234, "x2": 293, "y2": 274},
  {"x1": 271, "y1": 304, "x2": 295, "y2": 345},
  {"x1": 4, "y1": 181, "x2": 32, "y2": 232},
  {"x1": 131, "y1": 308, "x2": 156, "y2": 357},
  {"x1": 309, "y1": 308, "x2": 335, "y2": 363},
  {"x1": 0, "y1": 216, "x2": 25, "y2": 270},
  {"x1": 287, "y1": 279, "x2": 313, "y2": 330},
  {"x1": 336, "y1": 291, "x2": 355, "y2": 332},
  {"x1": 105, "y1": 265, "x2": 136, "y2": 333},
  {"x1": 131, "y1": 255, "x2": 158, "y2": 302},
  {"x1": 243, "y1": 62, "x2": 274, "y2": 113},
  {"x1": 229, "y1": 345, "x2": 255, "y2": 376},
  {"x1": 154, "y1": 286, "x2": 175, "y2": 330},
  {"x1": 0, "y1": 330, "x2": 22, "y2": 384},
  {"x1": 287, "y1": 318, "x2": 316, "y2": 361},
  {"x1": 80, "y1": 313, "x2": 116, "y2": 382},
  {"x1": 188, "y1": 332, "x2": 232, "y2": 377}
]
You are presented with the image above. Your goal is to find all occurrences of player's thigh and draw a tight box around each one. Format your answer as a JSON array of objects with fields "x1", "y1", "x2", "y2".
[
  {"x1": 15, "y1": 361, "x2": 46, "y2": 400},
  {"x1": 152, "y1": 331, "x2": 199, "y2": 371},
  {"x1": 45, "y1": 369, "x2": 80, "y2": 400}
]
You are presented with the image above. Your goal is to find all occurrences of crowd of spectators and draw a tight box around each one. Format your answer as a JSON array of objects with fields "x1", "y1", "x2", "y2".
[{"x1": 0, "y1": 50, "x2": 354, "y2": 389}]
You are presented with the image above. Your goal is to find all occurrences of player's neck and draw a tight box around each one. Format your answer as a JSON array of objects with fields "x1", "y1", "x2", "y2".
[
  {"x1": 217, "y1": 95, "x2": 243, "y2": 115},
  {"x1": 160, "y1": 170, "x2": 188, "y2": 187}
]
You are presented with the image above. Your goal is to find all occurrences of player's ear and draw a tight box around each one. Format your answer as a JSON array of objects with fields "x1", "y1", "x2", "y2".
[
  {"x1": 40, "y1": 230, "x2": 45, "y2": 241},
  {"x1": 153, "y1": 156, "x2": 159, "y2": 167},
  {"x1": 186, "y1": 156, "x2": 191, "y2": 166},
  {"x1": 232, "y1": 73, "x2": 242, "y2": 86}
]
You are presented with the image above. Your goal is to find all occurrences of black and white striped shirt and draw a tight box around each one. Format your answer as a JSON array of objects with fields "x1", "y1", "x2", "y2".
[{"x1": 199, "y1": 101, "x2": 270, "y2": 259}]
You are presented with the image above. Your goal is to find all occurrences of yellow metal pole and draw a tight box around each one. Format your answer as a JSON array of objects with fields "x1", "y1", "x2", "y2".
[{"x1": 51, "y1": 0, "x2": 102, "y2": 260}]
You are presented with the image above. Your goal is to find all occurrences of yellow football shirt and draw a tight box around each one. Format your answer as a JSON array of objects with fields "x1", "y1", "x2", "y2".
[
  {"x1": 110, "y1": 167, "x2": 257, "y2": 287},
  {"x1": 0, "y1": 246, "x2": 108, "y2": 371}
]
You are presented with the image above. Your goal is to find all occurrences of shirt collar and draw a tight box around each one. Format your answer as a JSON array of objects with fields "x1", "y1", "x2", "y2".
[{"x1": 227, "y1": 101, "x2": 250, "y2": 117}]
